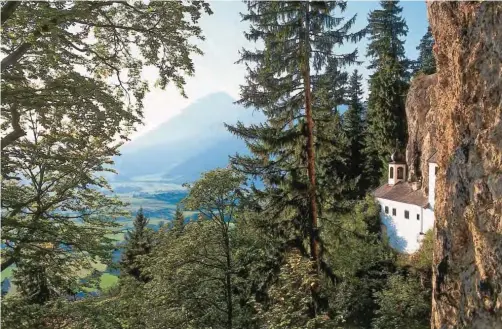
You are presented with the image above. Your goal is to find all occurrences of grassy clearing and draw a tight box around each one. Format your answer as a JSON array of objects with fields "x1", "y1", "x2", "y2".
[
  {"x1": 81, "y1": 273, "x2": 119, "y2": 293},
  {"x1": 1, "y1": 266, "x2": 14, "y2": 280},
  {"x1": 76, "y1": 258, "x2": 109, "y2": 278},
  {"x1": 99, "y1": 273, "x2": 119, "y2": 291},
  {"x1": 107, "y1": 232, "x2": 126, "y2": 241}
]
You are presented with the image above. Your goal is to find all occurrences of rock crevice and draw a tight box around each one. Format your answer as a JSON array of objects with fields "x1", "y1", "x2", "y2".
[{"x1": 405, "y1": 72, "x2": 438, "y2": 194}]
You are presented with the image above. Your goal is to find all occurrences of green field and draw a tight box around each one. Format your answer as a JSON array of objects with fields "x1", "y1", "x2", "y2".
[
  {"x1": 99, "y1": 273, "x2": 119, "y2": 291},
  {"x1": 107, "y1": 232, "x2": 126, "y2": 241},
  {"x1": 121, "y1": 196, "x2": 176, "y2": 211},
  {"x1": 1, "y1": 266, "x2": 14, "y2": 280}
]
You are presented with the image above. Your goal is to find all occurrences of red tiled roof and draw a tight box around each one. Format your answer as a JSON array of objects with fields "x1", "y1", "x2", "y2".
[{"x1": 373, "y1": 181, "x2": 428, "y2": 207}]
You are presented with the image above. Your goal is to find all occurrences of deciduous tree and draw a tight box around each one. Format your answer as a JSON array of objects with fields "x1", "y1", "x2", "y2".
[
  {"x1": 1, "y1": 0, "x2": 212, "y2": 152},
  {"x1": 181, "y1": 168, "x2": 245, "y2": 329}
]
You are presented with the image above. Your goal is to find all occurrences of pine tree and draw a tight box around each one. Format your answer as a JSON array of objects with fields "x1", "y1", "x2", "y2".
[
  {"x1": 228, "y1": 1, "x2": 363, "y2": 269},
  {"x1": 172, "y1": 204, "x2": 185, "y2": 235},
  {"x1": 365, "y1": 0, "x2": 409, "y2": 186},
  {"x1": 343, "y1": 69, "x2": 367, "y2": 197},
  {"x1": 225, "y1": 3, "x2": 365, "y2": 322},
  {"x1": 413, "y1": 26, "x2": 436, "y2": 75},
  {"x1": 121, "y1": 207, "x2": 152, "y2": 283}
]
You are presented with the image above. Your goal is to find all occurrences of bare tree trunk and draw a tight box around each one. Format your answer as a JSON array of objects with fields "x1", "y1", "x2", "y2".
[
  {"x1": 1, "y1": 42, "x2": 33, "y2": 72},
  {"x1": 302, "y1": 2, "x2": 319, "y2": 273},
  {"x1": 427, "y1": 2, "x2": 502, "y2": 328},
  {"x1": 1, "y1": 105, "x2": 26, "y2": 150},
  {"x1": 1, "y1": 257, "x2": 16, "y2": 272}
]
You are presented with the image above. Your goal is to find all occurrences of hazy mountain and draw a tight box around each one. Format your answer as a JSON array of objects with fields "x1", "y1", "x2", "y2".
[
  {"x1": 112, "y1": 92, "x2": 263, "y2": 183},
  {"x1": 163, "y1": 137, "x2": 246, "y2": 184}
]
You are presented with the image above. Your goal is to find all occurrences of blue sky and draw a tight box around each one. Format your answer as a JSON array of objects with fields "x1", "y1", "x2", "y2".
[{"x1": 136, "y1": 1, "x2": 429, "y2": 139}]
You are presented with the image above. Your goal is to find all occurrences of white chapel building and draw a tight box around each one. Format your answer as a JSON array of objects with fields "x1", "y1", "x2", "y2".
[{"x1": 373, "y1": 152, "x2": 438, "y2": 253}]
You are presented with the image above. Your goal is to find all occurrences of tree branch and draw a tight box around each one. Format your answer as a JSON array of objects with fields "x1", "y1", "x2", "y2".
[
  {"x1": 71, "y1": 20, "x2": 150, "y2": 33},
  {"x1": 1, "y1": 42, "x2": 34, "y2": 72},
  {"x1": 1, "y1": 1, "x2": 20, "y2": 25},
  {"x1": 1, "y1": 105, "x2": 26, "y2": 150},
  {"x1": 0, "y1": 257, "x2": 16, "y2": 271}
]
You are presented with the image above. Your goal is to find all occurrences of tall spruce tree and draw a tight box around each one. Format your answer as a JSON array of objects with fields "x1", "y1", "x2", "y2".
[
  {"x1": 121, "y1": 207, "x2": 152, "y2": 283},
  {"x1": 413, "y1": 26, "x2": 436, "y2": 75},
  {"x1": 365, "y1": 0, "x2": 409, "y2": 186},
  {"x1": 227, "y1": 1, "x2": 364, "y2": 275},
  {"x1": 343, "y1": 69, "x2": 367, "y2": 197}
]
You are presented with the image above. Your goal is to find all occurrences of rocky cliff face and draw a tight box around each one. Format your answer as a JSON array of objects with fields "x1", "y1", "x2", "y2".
[
  {"x1": 426, "y1": 2, "x2": 502, "y2": 329},
  {"x1": 405, "y1": 73, "x2": 438, "y2": 194}
]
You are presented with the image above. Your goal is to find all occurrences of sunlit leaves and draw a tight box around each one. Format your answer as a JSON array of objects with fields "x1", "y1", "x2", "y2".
[{"x1": 1, "y1": 1, "x2": 212, "y2": 149}]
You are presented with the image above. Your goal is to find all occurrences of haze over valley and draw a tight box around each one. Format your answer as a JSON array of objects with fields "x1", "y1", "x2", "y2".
[{"x1": 111, "y1": 92, "x2": 261, "y2": 186}]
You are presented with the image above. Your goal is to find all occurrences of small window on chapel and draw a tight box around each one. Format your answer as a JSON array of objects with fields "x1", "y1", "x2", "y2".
[
  {"x1": 389, "y1": 167, "x2": 394, "y2": 179},
  {"x1": 385, "y1": 206, "x2": 389, "y2": 214},
  {"x1": 417, "y1": 214, "x2": 420, "y2": 221},
  {"x1": 404, "y1": 210, "x2": 409, "y2": 219},
  {"x1": 397, "y1": 167, "x2": 404, "y2": 179},
  {"x1": 392, "y1": 208, "x2": 396, "y2": 216}
]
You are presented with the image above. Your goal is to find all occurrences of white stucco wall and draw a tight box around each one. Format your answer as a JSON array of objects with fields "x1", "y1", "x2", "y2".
[
  {"x1": 428, "y1": 163, "x2": 438, "y2": 208},
  {"x1": 388, "y1": 164, "x2": 407, "y2": 186},
  {"x1": 423, "y1": 208, "x2": 434, "y2": 234},
  {"x1": 377, "y1": 198, "x2": 428, "y2": 253}
]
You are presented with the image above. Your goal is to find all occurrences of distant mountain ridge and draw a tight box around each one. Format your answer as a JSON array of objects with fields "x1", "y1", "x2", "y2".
[{"x1": 112, "y1": 92, "x2": 263, "y2": 184}]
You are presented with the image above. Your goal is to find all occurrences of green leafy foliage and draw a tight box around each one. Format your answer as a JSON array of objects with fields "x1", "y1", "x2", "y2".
[
  {"x1": 1, "y1": 1, "x2": 212, "y2": 150},
  {"x1": 252, "y1": 250, "x2": 331, "y2": 329},
  {"x1": 1, "y1": 295, "x2": 125, "y2": 329},
  {"x1": 143, "y1": 220, "x2": 239, "y2": 329},
  {"x1": 320, "y1": 197, "x2": 397, "y2": 327},
  {"x1": 116, "y1": 169, "x2": 247, "y2": 329},
  {"x1": 1, "y1": 0, "x2": 212, "y2": 324},
  {"x1": 373, "y1": 274, "x2": 431, "y2": 329},
  {"x1": 371, "y1": 230, "x2": 433, "y2": 329},
  {"x1": 1, "y1": 110, "x2": 124, "y2": 303}
]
